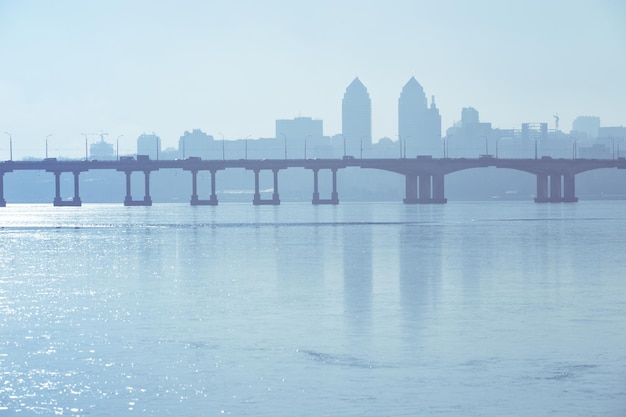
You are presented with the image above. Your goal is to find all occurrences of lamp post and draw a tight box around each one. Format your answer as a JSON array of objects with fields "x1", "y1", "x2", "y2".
[
  {"x1": 483, "y1": 136, "x2": 489, "y2": 156},
  {"x1": 611, "y1": 137, "x2": 615, "y2": 160},
  {"x1": 397, "y1": 135, "x2": 409, "y2": 158},
  {"x1": 245, "y1": 135, "x2": 251, "y2": 160},
  {"x1": 361, "y1": 136, "x2": 367, "y2": 159},
  {"x1": 496, "y1": 137, "x2": 502, "y2": 159},
  {"x1": 81, "y1": 133, "x2": 88, "y2": 161},
  {"x1": 45, "y1": 134, "x2": 52, "y2": 158},
  {"x1": 4, "y1": 132, "x2": 12, "y2": 161},
  {"x1": 116, "y1": 135, "x2": 123, "y2": 161}
]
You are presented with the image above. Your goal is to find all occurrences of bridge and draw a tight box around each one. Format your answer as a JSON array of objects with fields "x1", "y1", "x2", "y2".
[{"x1": 1, "y1": 156, "x2": 625, "y2": 207}]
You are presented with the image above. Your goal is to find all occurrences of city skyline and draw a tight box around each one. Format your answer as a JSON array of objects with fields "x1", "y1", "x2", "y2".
[{"x1": 1, "y1": 1, "x2": 625, "y2": 158}]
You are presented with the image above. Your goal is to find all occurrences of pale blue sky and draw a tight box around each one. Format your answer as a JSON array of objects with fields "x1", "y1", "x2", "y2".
[{"x1": 1, "y1": 0, "x2": 624, "y2": 158}]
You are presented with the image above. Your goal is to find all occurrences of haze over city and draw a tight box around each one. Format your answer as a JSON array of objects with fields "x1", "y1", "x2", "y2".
[{"x1": 1, "y1": 0, "x2": 625, "y2": 159}]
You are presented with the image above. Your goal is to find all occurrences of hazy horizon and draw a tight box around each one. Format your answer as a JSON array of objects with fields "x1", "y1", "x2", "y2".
[{"x1": 1, "y1": 0, "x2": 625, "y2": 158}]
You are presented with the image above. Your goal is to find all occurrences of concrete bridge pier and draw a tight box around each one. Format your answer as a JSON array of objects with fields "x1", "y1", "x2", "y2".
[
  {"x1": 404, "y1": 174, "x2": 447, "y2": 204},
  {"x1": 403, "y1": 174, "x2": 418, "y2": 203},
  {"x1": 124, "y1": 170, "x2": 152, "y2": 206},
  {"x1": 432, "y1": 174, "x2": 447, "y2": 203},
  {"x1": 0, "y1": 172, "x2": 6, "y2": 207},
  {"x1": 563, "y1": 174, "x2": 578, "y2": 202},
  {"x1": 53, "y1": 171, "x2": 82, "y2": 206},
  {"x1": 535, "y1": 173, "x2": 578, "y2": 203},
  {"x1": 190, "y1": 169, "x2": 219, "y2": 206},
  {"x1": 253, "y1": 169, "x2": 280, "y2": 205},
  {"x1": 312, "y1": 168, "x2": 339, "y2": 205}
]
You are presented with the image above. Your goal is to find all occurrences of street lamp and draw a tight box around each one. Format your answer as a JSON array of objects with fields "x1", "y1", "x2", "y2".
[
  {"x1": 496, "y1": 137, "x2": 502, "y2": 159},
  {"x1": 116, "y1": 135, "x2": 123, "y2": 161},
  {"x1": 4, "y1": 132, "x2": 12, "y2": 161},
  {"x1": 45, "y1": 133, "x2": 52, "y2": 158},
  {"x1": 483, "y1": 136, "x2": 489, "y2": 156},
  {"x1": 396, "y1": 135, "x2": 409, "y2": 158},
  {"x1": 360, "y1": 135, "x2": 367, "y2": 159},
  {"x1": 81, "y1": 133, "x2": 88, "y2": 161}
]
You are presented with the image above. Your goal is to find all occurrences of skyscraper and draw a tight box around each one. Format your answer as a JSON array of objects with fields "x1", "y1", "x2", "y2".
[
  {"x1": 398, "y1": 77, "x2": 441, "y2": 157},
  {"x1": 342, "y1": 77, "x2": 371, "y2": 157}
]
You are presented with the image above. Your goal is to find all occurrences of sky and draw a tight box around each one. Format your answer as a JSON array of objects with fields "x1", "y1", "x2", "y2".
[{"x1": 1, "y1": 0, "x2": 625, "y2": 158}]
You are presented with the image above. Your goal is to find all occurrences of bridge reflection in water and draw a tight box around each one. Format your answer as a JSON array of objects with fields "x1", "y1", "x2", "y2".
[{"x1": 1, "y1": 156, "x2": 625, "y2": 207}]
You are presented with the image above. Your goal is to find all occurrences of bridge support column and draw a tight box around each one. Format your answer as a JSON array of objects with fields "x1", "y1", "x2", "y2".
[
  {"x1": 419, "y1": 175, "x2": 431, "y2": 201},
  {"x1": 253, "y1": 169, "x2": 280, "y2": 205},
  {"x1": 312, "y1": 168, "x2": 320, "y2": 203},
  {"x1": 403, "y1": 174, "x2": 418, "y2": 204},
  {"x1": 190, "y1": 170, "x2": 199, "y2": 204},
  {"x1": 53, "y1": 172, "x2": 62, "y2": 206},
  {"x1": 190, "y1": 170, "x2": 219, "y2": 205},
  {"x1": 124, "y1": 171, "x2": 132, "y2": 205},
  {"x1": 550, "y1": 174, "x2": 562, "y2": 202},
  {"x1": 404, "y1": 174, "x2": 446, "y2": 204},
  {"x1": 72, "y1": 172, "x2": 82, "y2": 206},
  {"x1": 272, "y1": 169, "x2": 280, "y2": 204},
  {"x1": 535, "y1": 174, "x2": 549, "y2": 202},
  {"x1": 210, "y1": 170, "x2": 218, "y2": 204},
  {"x1": 563, "y1": 174, "x2": 578, "y2": 202},
  {"x1": 432, "y1": 174, "x2": 447, "y2": 203},
  {"x1": 0, "y1": 172, "x2": 6, "y2": 207},
  {"x1": 0, "y1": 171, "x2": 7, "y2": 207},
  {"x1": 311, "y1": 168, "x2": 339, "y2": 205},
  {"x1": 535, "y1": 173, "x2": 578, "y2": 203},
  {"x1": 124, "y1": 171, "x2": 152, "y2": 206},
  {"x1": 331, "y1": 168, "x2": 339, "y2": 204},
  {"x1": 143, "y1": 171, "x2": 152, "y2": 205}
]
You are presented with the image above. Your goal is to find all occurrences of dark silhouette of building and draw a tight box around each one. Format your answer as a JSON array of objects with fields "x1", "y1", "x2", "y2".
[
  {"x1": 275, "y1": 117, "x2": 328, "y2": 159},
  {"x1": 398, "y1": 77, "x2": 441, "y2": 157},
  {"x1": 89, "y1": 136, "x2": 115, "y2": 160},
  {"x1": 137, "y1": 133, "x2": 162, "y2": 160},
  {"x1": 342, "y1": 77, "x2": 372, "y2": 157},
  {"x1": 178, "y1": 129, "x2": 217, "y2": 159}
]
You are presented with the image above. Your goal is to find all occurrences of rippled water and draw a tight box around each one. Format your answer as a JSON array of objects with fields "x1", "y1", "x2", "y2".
[{"x1": 1, "y1": 202, "x2": 625, "y2": 416}]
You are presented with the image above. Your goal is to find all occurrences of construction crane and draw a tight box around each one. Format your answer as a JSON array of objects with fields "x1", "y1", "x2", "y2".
[
  {"x1": 553, "y1": 114, "x2": 560, "y2": 132},
  {"x1": 82, "y1": 132, "x2": 109, "y2": 142}
]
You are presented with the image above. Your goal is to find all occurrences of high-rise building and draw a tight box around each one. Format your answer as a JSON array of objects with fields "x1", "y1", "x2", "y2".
[
  {"x1": 572, "y1": 116, "x2": 601, "y2": 141},
  {"x1": 177, "y1": 129, "x2": 216, "y2": 159},
  {"x1": 398, "y1": 77, "x2": 441, "y2": 157},
  {"x1": 275, "y1": 117, "x2": 325, "y2": 159},
  {"x1": 137, "y1": 133, "x2": 161, "y2": 160},
  {"x1": 342, "y1": 77, "x2": 371, "y2": 157}
]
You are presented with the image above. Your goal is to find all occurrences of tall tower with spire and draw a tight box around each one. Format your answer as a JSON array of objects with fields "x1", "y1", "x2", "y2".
[
  {"x1": 398, "y1": 77, "x2": 441, "y2": 157},
  {"x1": 342, "y1": 77, "x2": 372, "y2": 157}
]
